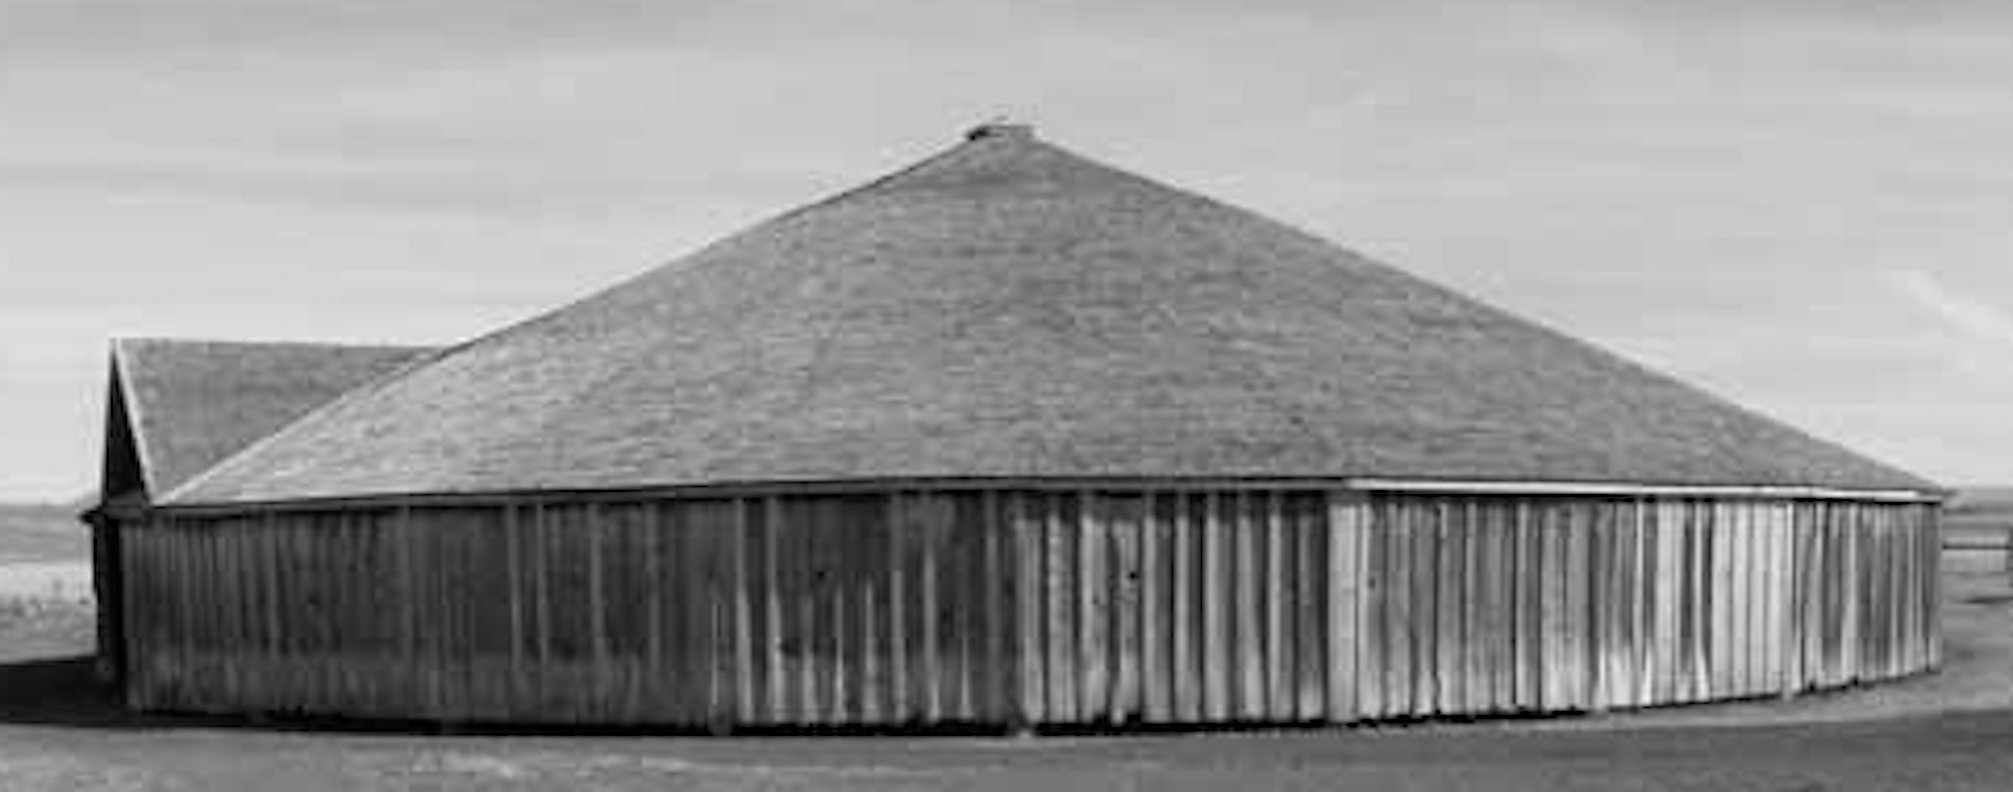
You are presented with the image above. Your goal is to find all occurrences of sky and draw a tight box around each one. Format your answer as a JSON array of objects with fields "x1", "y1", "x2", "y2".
[{"x1": 2, "y1": 0, "x2": 2011, "y2": 501}]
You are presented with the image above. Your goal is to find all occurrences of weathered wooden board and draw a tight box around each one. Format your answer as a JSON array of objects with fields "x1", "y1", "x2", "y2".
[{"x1": 117, "y1": 489, "x2": 1939, "y2": 728}]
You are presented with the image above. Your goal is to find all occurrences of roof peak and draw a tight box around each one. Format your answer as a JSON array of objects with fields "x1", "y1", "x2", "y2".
[{"x1": 964, "y1": 120, "x2": 1035, "y2": 143}]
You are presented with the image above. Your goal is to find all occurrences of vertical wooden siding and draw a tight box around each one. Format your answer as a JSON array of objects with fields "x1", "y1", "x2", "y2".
[{"x1": 120, "y1": 490, "x2": 1940, "y2": 726}]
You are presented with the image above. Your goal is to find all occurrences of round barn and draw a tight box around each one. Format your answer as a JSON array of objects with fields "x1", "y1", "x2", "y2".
[{"x1": 86, "y1": 124, "x2": 1944, "y2": 730}]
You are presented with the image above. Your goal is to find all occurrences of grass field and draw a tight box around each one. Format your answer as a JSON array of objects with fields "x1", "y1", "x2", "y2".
[{"x1": 0, "y1": 503, "x2": 86, "y2": 565}]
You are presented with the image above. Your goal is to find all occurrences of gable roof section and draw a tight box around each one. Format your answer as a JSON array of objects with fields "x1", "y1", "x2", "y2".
[
  {"x1": 110, "y1": 338, "x2": 437, "y2": 498},
  {"x1": 163, "y1": 127, "x2": 1936, "y2": 505}
]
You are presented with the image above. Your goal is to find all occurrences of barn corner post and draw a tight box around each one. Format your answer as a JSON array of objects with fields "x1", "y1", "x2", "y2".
[{"x1": 81, "y1": 506, "x2": 126, "y2": 691}]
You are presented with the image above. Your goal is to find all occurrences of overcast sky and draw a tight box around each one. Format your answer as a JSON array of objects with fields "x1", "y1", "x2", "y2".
[{"x1": 3, "y1": 0, "x2": 2011, "y2": 501}]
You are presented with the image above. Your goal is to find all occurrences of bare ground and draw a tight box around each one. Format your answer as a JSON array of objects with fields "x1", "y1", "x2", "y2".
[{"x1": 0, "y1": 556, "x2": 2011, "y2": 791}]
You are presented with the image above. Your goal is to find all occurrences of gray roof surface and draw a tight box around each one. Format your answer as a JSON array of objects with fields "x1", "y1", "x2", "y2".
[
  {"x1": 115, "y1": 339, "x2": 436, "y2": 496},
  {"x1": 163, "y1": 127, "x2": 1935, "y2": 505}
]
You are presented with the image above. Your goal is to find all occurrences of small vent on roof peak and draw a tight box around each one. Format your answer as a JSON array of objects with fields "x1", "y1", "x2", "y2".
[{"x1": 965, "y1": 120, "x2": 1035, "y2": 142}]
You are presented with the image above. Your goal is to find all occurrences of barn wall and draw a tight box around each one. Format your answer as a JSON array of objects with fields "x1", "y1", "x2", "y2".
[{"x1": 120, "y1": 489, "x2": 1940, "y2": 727}]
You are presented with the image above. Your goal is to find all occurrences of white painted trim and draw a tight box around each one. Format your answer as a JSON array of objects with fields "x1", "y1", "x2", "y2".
[
  {"x1": 149, "y1": 474, "x2": 1946, "y2": 517},
  {"x1": 108, "y1": 340, "x2": 164, "y2": 500},
  {"x1": 1342, "y1": 478, "x2": 1942, "y2": 503}
]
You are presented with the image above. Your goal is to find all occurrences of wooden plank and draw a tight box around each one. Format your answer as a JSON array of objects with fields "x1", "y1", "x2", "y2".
[
  {"x1": 773, "y1": 499, "x2": 800, "y2": 724},
  {"x1": 1745, "y1": 501, "x2": 1765, "y2": 696},
  {"x1": 1476, "y1": 501, "x2": 1503, "y2": 714},
  {"x1": 127, "y1": 525, "x2": 149, "y2": 710},
  {"x1": 752, "y1": 497, "x2": 780, "y2": 723},
  {"x1": 1173, "y1": 493, "x2": 1199, "y2": 723},
  {"x1": 1868, "y1": 506, "x2": 1883, "y2": 681},
  {"x1": 1645, "y1": 501, "x2": 1669, "y2": 705},
  {"x1": 1461, "y1": 501, "x2": 1485, "y2": 714},
  {"x1": 1889, "y1": 506, "x2": 1901, "y2": 678},
  {"x1": 1014, "y1": 492, "x2": 1045, "y2": 726},
  {"x1": 861, "y1": 499, "x2": 886, "y2": 725},
  {"x1": 1078, "y1": 490, "x2": 1106, "y2": 723},
  {"x1": 1673, "y1": 501, "x2": 1695, "y2": 702},
  {"x1": 1600, "y1": 502, "x2": 1623, "y2": 709},
  {"x1": 1819, "y1": 503, "x2": 1840, "y2": 687},
  {"x1": 1768, "y1": 502, "x2": 1789, "y2": 694},
  {"x1": 1887, "y1": 506, "x2": 1902, "y2": 678},
  {"x1": 1048, "y1": 493, "x2": 1077, "y2": 722},
  {"x1": 634, "y1": 506, "x2": 661, "y2": 718},
  {"x1": 1900, "y1": 506, "x2": 1914, "y2": 674},
  {"x1": 1726, "y1": 502, "x2": 1746, "y2": 698},
  {"x1": 1894, "y1": 506, "x2": 1908, "y2": 676},
  {"x1": 249, "y1": 515, "x2": 276, "y2": 712},
  {"x1": 1387, "y1": 500, "x2": 1414, "y2": 717},
  {"x1": 1732, "y1": 500, "x2": 1751, "y2": 698},
  {"x1": 1860, "y1": 502, "x2": 1876, "y2": 682},
  {"x1": 1799, "y1": 502, "x2": 1820, "y2": 690},
  {"x1": 1757, "y1": 502, "x2": 1779, "y2": 695},
  {"x1": 806, "y1": 498, "x2": 832, "y2": 725},
  {"x1": 888, "y1": 493, "x2": 911, "y2": 723},
  {"x1": 1114, "y1": 494, "x2": 1143, "y2": 723},
  {"x1": 1413, "y1": 499, "x2": 1439, "y2": 715},
  {"x1": 586, "y1": 508, "x2": 609, "y2": 717},
  {"x1": 1360, "y1": 500, "x2": 1387, "y2": 719},
  {"x1": 982, "y1": 491, "x2": 1006, "y2": 724},
  {"x1": 666, "y1": 503, "x2": 694, "y2": 725},
  {"x1": 1537, "y1": 502, "x2": 1564, "y2": 709},
  {"x1": 1704, "y1": 500, "x2": 1728, "y2": 698},
  {"x1": 849, "y1": 496, "x2": 871, "y2": 724},
  {"x1": 1501, "y1": 500, "x2": 1522, "y2": 713},
  {"x1": 1875, "y1": 504, "x2": 1888, "y2": 680},
  {"x1": 1755, "y1": 499, "x2": 1771, "y2": 693},
  {"x1": 1843, "y1": 502, "x2": 1862, "y2": 683},
  {"x1": 1569, "y1": 501, "x2": 1594, "y2": 710},
  {"x1": 1923, "y1": 505, "x2": 1938, "y2": 671},
  {"x1": 1265, "y1": 491, "x2": 1291, "y2": 719},
  {"x1": 1654, "y1": 500, "x2": 1673, "y2": 704},
  {"x1": 1504, "y1": 501, "x2": 1527, "y2": 711},
  {"x1": 919, "y1": 495, "x2": 943, "y2": 724},
  {"x1": 1232, "y1": 492, "x2": 1262, "y2": 720},
  {"x1": 832, "y1": 499, "x2": 858, "y2": 725},
  {"x1": 1633, "y1": 500, "x2": 1654, "y2": 707},
  {"x1": 1783, "y1": 500, "x2": 1802, "y2": 691},
  {"x1": 1586, "y1": 502, "x2": 1610, "y2": 709},
  {"x1": 690, "y1": 503, "x2": 721, "y2": 725},
  {"x1": 1327, "y1": 493, "x2": 1361, "y2": 721},
  {"x1": 1916, "y1": 505, "x2": 1931, "y2": 672},
  {"x1": 1876, "y1": 503, "x2": 1892, "y2": 677},
  {"x1": 704, "y1": 503, "x2": 734, "y2": 726},
  {"x1": 1202, "y1": 492, "x2": 1228, "y2": 721},
  {"x1": 1784, "y1": 502, "x2": 1804, "y2": 693},
  {"x1": 1434, "y1": 499, "x2": 1460, "y2": 715},
  {"x1": 1143, "y1": 493, "x2": 1170, "y2": 723},
  {"x1": 1612, "y1": 501, "x2": 1634, "y2": 708},
  {"x1": 1293, "y1": 494, "x2": 1323, "y2": 722},
  {"x1": 954, "y1": 494, "x2": 980, "y2": 723},
  {"x1": 393, "y1": 506, "x2": 417, "y2": 716}
]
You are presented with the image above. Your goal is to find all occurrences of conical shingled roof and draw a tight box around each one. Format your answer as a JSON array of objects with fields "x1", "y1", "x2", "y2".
[{"x1": 164, "y1": 125, "x2": 1934, "y2": 505}]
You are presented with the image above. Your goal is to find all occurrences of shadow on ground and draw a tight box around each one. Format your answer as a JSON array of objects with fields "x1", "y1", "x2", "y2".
[{"x1": 0, "y1": 655, "x2": 151, "y2": 729}]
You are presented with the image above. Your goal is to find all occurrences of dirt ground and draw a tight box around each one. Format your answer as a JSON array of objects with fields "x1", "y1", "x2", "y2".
[{"x1": 1, "y1": 555, "x2": 2011, "y2": 791}]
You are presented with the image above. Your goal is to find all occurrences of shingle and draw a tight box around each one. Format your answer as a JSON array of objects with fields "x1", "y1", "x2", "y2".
[
  {"x1": 162, "y1": 128, "x2": 1935, "y2": 505},
  {"x1": 116, "y1": 339, "x2": 436, "y2": 495}
]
